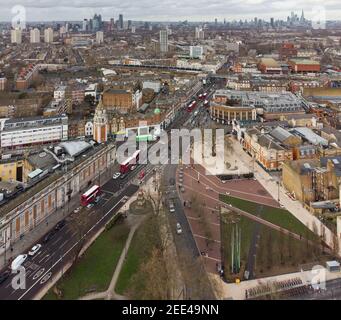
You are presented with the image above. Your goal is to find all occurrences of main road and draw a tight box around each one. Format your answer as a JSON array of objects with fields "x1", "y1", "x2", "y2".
[{"x1": 0, "y1": 82, "x2": 217, "y2": 300}]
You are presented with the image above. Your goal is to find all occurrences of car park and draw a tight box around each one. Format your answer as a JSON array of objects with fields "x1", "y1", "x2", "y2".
[{"x1": 28, "y1": 244, "x2": 42, "y2": 256}]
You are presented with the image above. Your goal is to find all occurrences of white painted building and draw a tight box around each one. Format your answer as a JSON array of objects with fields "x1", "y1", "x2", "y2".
[
  {"x1": 143, "y1": 80, "x2": 161, "y2": 93},
  {"x1": 0, "y1": 115, "x2": 68, "y2": 149},
  {"x1": 190, "y1": 46, "x2": 203, "y2": 59},
  {"x1": 44, "y1": 28, "x2": 54, "y2": 43},
  {"x1": 85, "y1": 121, "x2": 94, "y2": 137},
  {"x1": 96, "y1": 31, "x2": 104, "y2": 44},
  {"x1": 30, "y1": 28, "x2": 40, "y2": 43},
  {"x1": 54, "y1": 85, "x2": 67, "y2": 100},
  {"x1": 11, "y1": 28, "x2": 22, "y2": 44}
]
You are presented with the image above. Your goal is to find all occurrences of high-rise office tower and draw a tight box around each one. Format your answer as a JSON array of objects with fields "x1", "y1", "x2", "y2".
[
  {"x1": 44, "y1": 28, "x2": 54, "y2": 43},
  {"x1": 82, "y1": 19, "x2": 88, "y2": 31},
  {"x1": 119, "y1": 14, "x2": 124, "y2": 29},
  {"x1": 30, "y1": 28, "x2": 40, "y2": 43},
  {"x1": 11, "y1": 28, "x2": 22, "y2": 44},
  {"x1": 159, "y1": 29, "x2": 168, "y2": 53}
]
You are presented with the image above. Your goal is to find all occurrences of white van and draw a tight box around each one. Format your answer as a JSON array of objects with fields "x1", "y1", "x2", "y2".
[{"x1": 11, "y1": 254, "x2": 28, "y2": 271}]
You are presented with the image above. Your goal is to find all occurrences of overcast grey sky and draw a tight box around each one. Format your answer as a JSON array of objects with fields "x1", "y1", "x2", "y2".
[{"x1": 1, "y1": 0, "x2": 340, "y2": 22}]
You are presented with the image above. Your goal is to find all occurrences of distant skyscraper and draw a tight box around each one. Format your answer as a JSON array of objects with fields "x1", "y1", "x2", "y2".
[
  {"x1": 30, "y1": 28, "x2": 40, "y2": 43},
  {"x1": 60, "y1": 26, "x2": 67, "y2": 36},
  {"x1": 131, "y1": 26, "x2": 136, "y2": 33},
  {"x1": 82, "y1": 19, "x2": 88, "y2": 32},
  {"x1": 96, "y1": 31, "x2": 104, "y2": 44},
  {"x1": 119, "y1": 14, "x2": 124, "y2": 30},
  {"x1": 159, "y1": 29, "x2": 168, "y2": 53},
  {"x1": 44, "y1": 28, "x2": 54, "y2": 43},
  {"x1": 270, "y1": 17, "x2": 274, "y2": 27},
  {"x1": 11, "y1": 28, "x2": 22, "y2": 44}
]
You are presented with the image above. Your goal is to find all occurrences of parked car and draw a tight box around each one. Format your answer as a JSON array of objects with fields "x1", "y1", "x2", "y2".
[
  {"x1": 28, "y1": 244, "x2": 42, "y2": 256},
  {"x1": 176, "y1": 223, "x2": 183, "y2": 234},
  {"x1": 11, "y1": 254, "x2": 28, "y2": 271},
  {"x1": 74, "y1": 207, "x2": 81, "y2": 214},
  {"x1": 43, "y1": 230, "x2": 56, "y2": 244},
  {"x1": 55, "y1": 220, "x2": 66, "y2": 231},
  {"x1": 86, "y1": 203, "x2": 94, "y2": 210},
  {"x1": 112, "y1": 172, "x2": 121, "y2": 180},
  {"x1": 0, "y1": 270, "x2": 10, "y2": 285}
]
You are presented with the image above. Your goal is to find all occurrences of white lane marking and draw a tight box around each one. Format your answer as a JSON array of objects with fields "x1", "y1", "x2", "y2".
[
  {"x1": 51, "y1": 237, "x2": 63, "y2": 247},
  {"x1": 59, "y1": 241, "x2": 68, "y2": 249},
  {"x1": 18, "y1": 196, "x2": 127, "y2": 300},
  {"x1": 45, "y1": 252, "x2": 55, "y2": 262},
  {"x1": 38, "y1": 254, "x2": 50, "y2": 264}
]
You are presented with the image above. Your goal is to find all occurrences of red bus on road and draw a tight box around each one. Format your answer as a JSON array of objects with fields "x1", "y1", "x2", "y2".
[
  {"x1": 81, "y1": 185, "x2": 101, "y2": 206},
  {"x1": 120, "y1": 150, "x2": 140, "y2": 174},
  {"x1": 187, "y1": 101, "x2": 197, "y2": 112}
]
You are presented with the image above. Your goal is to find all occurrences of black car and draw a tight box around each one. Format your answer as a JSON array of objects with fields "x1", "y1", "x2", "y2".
[
  {"x1": 120, "y1": 173, "x2": 127, "y2": 180},
  {"x1": 43, "y1": 230, "x2": 56, "y2": 243},
  {"x1": 0, "y1": 270, "x2": 10, "y2": 285},
  {"x1": 55, "y1": 220, "x2": 66, "y2": 231}
]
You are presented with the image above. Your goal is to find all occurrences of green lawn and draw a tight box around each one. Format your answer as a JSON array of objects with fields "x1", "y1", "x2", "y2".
[
  {"x1": 43, "y1": 223, "x2": 130, "y2": 300},
  {"x1": 219, "y1": 194, "x2": 327, "y2": 280},
  {"x1": 220, "y1": 194, "x2": 317, "y2": 239},
  {"x1": 115, "y1": 215, "x2": 160, "y2": 296}
]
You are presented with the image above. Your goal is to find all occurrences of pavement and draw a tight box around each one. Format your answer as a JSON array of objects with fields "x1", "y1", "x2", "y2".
[
  {"x1": 218, "y1": 267, "x2": 341, "y2": 300},
  {"x1": 0, "y1": 167, "x2": 140, "y2": 300},
  {"x1": 231, "y1": 139, "x2": 336, "y2": 251},
  {"x1": 0, "y1": 163, "x2": 117, "y2": 270}
]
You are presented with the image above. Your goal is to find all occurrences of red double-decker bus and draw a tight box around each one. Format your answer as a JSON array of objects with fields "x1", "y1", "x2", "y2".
[
  {"x1": 81, "y1": 185, "x2": 101, "y2": 206},
  {"x1": 120, "y1": 150, "x2": 140, "y2": 174},
  {"x1": 187, "y1": 100, "x2": 197, "y2": 112}
]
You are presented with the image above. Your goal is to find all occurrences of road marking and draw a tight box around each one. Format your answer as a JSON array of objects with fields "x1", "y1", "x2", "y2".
[
  {"x1": 40, "y1": 272, "x2": 52, "y2": 284},
  {"x1": 38, "y1": 254, "x2": 49, "y2": 264},
  {"x1": 51, "y1": 237, "x2": 63, "y2": 247},
  {"x1": 193, "y1": 233, "x2": 221, "y2": 243},
  {"x1": 18, "y1": 195, "x2": 128, "y2": 300},
  {"x1": 45, "y1": 252, "x2": 55, "y2": 262},
  {"x1": 32, "y1": 268, "x2": 45, "y2": 280},
  {"x1": 59, "y1": 240, "x2": 68, "y2": 249}
]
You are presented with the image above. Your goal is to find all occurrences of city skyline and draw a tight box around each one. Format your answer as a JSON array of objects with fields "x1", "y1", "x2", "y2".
[{"x1": 0, "y1": 0, "x2": 340, "y2": 22}]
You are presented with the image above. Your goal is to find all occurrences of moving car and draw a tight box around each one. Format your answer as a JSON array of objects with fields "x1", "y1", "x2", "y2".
[
  {"x1": 169, "y1": 201, "x2": 175, "y2": 213},
  {"x1": 176, "y1": 223, "x2": 183, "y2": 234},
  {"x1": 11, "y1": 254, "x2": 28, "y2": 271},
  {"x1": 112, "y1": 172, "x2": 121, "y2": 179},
  {"x1": 0, "y1": 270, "x2": 10, "y2": 285},
  {"x1": 28, "y1": 244, "x2": 42, "y2": 256}
]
